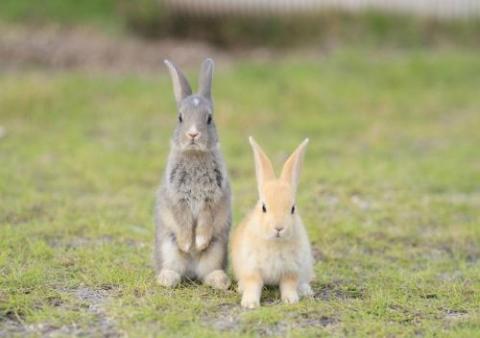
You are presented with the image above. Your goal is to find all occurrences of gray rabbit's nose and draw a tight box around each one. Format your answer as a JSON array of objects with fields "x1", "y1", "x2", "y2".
[
  {"x1": 186, "y1": 125, "x2": 200, "y2": 140},
  {"x1": 187, "y1": 131, "x2": 200, "y2": 139}
]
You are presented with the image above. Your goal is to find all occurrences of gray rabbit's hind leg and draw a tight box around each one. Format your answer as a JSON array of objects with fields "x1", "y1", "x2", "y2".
[
  {"x1": 298, "y1": 283, "x2": 314, "y2": 298},
  {"x1": 204, "y1": 270, "x2": 230, "y2": 290},
  {"x1": 195, "y1": 240, "x2": 230, "y2": 290},
  {"x1": 155, "y1": 232, "x2": 189, "y2": 288},
  {"x1": 157, "y1": 269, "x2": 181, "y2": 288}
]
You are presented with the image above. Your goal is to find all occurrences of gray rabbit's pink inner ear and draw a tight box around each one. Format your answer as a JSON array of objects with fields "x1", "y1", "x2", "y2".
[
  {"x1": 164, "y1": 59, "x2": 192, "y2": 104},
  {"x1": 198, "y1": 58, "x2": 214, "y2": 101}
]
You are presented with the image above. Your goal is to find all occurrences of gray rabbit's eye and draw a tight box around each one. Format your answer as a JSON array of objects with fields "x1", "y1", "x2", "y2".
[
  {"x1": 178, "y1": 115, "x2": 183, "y2": 123},
  {"x1": 262, "y1": 203, "x2": 267, "y2": 213},
  {"x1": 207, "y1": 115, "x2": 212, "y2": 125}
]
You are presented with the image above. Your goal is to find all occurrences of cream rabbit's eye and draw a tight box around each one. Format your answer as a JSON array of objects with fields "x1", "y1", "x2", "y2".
[
  {"x1": 291, "y1": 205, "x2": 295, "y2": 214},
  {"x1": 262, "y1": 203, "x2": 267, "y2": 213}
]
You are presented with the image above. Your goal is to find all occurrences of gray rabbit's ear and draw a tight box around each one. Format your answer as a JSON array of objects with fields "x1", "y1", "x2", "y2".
[
  {"x1": 198, "y1": 58, "x2": 214, "y2": 101},
  {"x1": 164, "y1": 60, "x2": 192, "y2": 104}
]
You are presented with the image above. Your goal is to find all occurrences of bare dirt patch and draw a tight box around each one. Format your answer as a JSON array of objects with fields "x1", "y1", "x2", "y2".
[
  {"x1": 47, "y1": 235, "x2": 146, "y2": 250},
  {"x1": 0, "y1": 204, "x2": 49, "y2": 225},
  {"x1": 203, "y1": 303, "x2": 241, "y2": 332},
  {"x1": 0, "y1": 312, "x2": 27, "y2": 338},
  {"x1": 0, "y1": 287, "x2": 121, "y2": 338},
  {"x1": 67, "y1": 287, "x2": 120, "y2": 337},
  {"x1": 0, "y1": 25, "x2": 290, "y2": 74},
  {"x1": 247, "y1": 312, "x2": 338, "y2": 336},
  {"x1": 314, "y1": 281, "x2": 365, "y2": 300},
  {"x1": 202, "y1": 295, "x2": 339, "y2": 336},
  {"x1": 444, "y1": 309, "x2": 469, "y2": 321}
]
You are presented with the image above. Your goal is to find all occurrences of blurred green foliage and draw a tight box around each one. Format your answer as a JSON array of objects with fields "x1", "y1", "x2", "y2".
[
  {"x1": 155, "y1": 12, "x2": 480, "y2": 48},
  {"x1": 0, "y1": 0, "x2": 118, "y2": 26},
  {"x1": 0, "y1": 0, "x2": 480, "y2": 48}
]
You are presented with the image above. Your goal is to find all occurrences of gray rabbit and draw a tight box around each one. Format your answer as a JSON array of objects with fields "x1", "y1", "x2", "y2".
[{"x1": 154, "y1": 59, "x2": 231, "y2": 290}]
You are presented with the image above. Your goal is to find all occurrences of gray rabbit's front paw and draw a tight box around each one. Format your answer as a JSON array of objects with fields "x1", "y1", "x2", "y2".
[
  {"x1": 195, "y1": 233, "x2": 212, "y2": 251},
  {"x1": 195, "y1": 226, "x2": 213, "y2": 251},
  {"x1": 176, "y1": 232, "x2": 193, "y2": 253}
]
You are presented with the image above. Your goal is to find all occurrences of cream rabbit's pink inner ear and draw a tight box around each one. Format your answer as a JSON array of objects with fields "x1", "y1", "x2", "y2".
[
  {"x1": 249, "y1": 137, "x2": 276, "y2": 200},
  {"x1": 280, "y1": 138, "x2": 309, "y2": 193},
  {"x1": 164, "y1": 59, "x2": 192, "y2": 104}
]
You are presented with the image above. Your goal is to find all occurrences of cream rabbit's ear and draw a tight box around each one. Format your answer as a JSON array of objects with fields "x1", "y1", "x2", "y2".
[
  {"x1": 198, "y1": 58, "x2": 214, "y2": 101},
  {"x1": 164, "y1": 59, "x2": 192, "y2": 104},
  {"x1": 249, "y1": 137, "x2": 275, "y2": 200},
  {"x1": 280, "y1": 139, "x2": 309, "y2": 193}
]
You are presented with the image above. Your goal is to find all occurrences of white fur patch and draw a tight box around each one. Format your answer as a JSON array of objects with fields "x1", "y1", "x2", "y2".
[
  {"x1": 187, "y1": 125, "x2": 199, "y2": 135},
  {"x1": 196, "y1": 235, "x2": 209, "y2": 250},
  {"x1": 193, "y1": 98, "x2": 200, "y2": 106}
]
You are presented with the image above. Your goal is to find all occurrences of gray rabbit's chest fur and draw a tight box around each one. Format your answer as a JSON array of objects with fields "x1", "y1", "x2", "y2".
[{"x1": 166, "y1": 151, "x2": 224, "y2": 214}]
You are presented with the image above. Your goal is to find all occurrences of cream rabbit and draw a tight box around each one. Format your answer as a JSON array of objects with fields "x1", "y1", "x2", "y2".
[{"x1": 231, "y1": 137, "x2": 314, "y2": 308}]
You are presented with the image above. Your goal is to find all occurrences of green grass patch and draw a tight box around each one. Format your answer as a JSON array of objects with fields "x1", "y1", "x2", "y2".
[{"x1": 0, "y1": 49, "x2": 479, "y2": 336}]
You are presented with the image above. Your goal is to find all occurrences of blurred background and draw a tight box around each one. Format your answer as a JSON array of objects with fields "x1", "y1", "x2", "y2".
[{"x1": 1, "y1": 0, "x2": 480, "y2": 71}]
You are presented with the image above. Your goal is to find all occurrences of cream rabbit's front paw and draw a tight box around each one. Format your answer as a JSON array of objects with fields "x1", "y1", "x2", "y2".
[
  {"x1": 281, "y1": 291, "x2": 299, "y2": 304},
  {"x1": 241, "y1": 295, "x2": 260, "y2": 309}
]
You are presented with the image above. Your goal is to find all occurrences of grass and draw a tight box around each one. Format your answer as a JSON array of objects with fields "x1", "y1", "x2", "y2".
[{"x1": 1, "y1": 49, "x2": 480, "y2": 337}]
